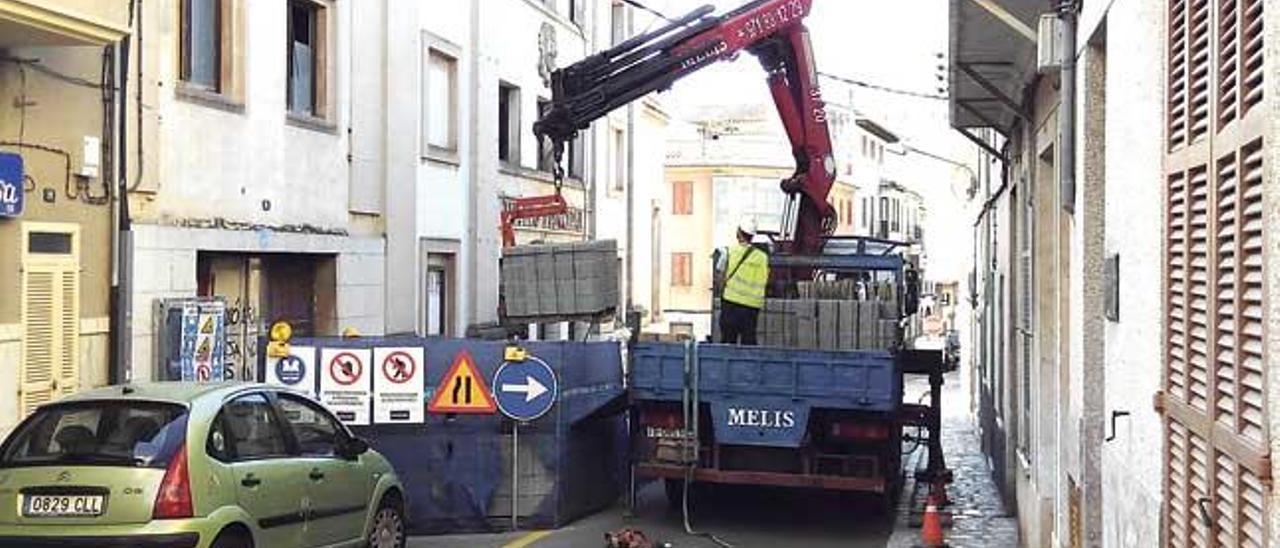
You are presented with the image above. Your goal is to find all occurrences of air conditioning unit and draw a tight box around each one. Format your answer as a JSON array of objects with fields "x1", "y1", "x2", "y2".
[{"x1": 1037, "y1": 14, "x2": 1061, "y2": 74}]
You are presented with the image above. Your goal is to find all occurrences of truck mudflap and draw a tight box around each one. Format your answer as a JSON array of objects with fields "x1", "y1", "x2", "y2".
[{"x1": 709, "y1": 399, "x2": 810, "y2": 447}]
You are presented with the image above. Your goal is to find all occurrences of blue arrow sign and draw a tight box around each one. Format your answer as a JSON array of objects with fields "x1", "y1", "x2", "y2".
[
  {"x1": 493, "y1": 356, "x2": 557, "y2": 422},
  {"x1": 0, "y1": 153, "x2": 24, "y2": 218}
]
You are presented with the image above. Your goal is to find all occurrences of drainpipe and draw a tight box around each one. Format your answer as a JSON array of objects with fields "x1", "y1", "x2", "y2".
[
  {"x1": 624, "y1": 10, "x2": 636, "y2": 317},
  {"x1": 109, "y1": 1, "x2": 137, "y2": 385},
  {"x1": 625, "y1": 103, "x2": 635, "y2": 316},
  {"x1": 1057, "y1": 1, "x2": 1077, "y2": 214},
  {"x1": 465, "y1": 0, "x2": 481, "y2": 328}
]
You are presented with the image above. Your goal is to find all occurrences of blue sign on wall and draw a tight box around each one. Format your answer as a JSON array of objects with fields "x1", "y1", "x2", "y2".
[
  {"x1": 0, "y1": 153, "x2": 24, "y2": 218},
  {"x1": 492, "y1": 356, "x2": 558, "y2": 422}
]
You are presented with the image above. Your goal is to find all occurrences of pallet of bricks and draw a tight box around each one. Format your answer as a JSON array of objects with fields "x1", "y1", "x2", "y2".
[
  {"x1": 755, "y1": 279, "x2": 900, "y2": 350},
  {"x1": 500, "y1": 239, "x2": 620, "y2": 321}
]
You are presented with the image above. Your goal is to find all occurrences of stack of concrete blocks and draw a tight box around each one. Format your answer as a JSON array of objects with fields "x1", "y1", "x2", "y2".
[
  {"x1": 755, "y1": 299, "x2": 796, "y2": 347},
  {"x1": 817, "y1": 300, "x2": 840, "y2": 350},
  {"x1": 500, "y1": 240, "x2": 619, "y2": 320},
  {"x1": 795, "y1": 299, "x2": 818, "y2": 349},
  {"x1": 837, "y1": 300, "x2": 857, "y2": 350},
  {"x1": 715, "y1": 278, "x2": 902, "y2": 350}
]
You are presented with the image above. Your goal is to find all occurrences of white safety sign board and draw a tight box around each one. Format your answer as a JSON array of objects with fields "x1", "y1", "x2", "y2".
[
  {"x1": 266, "y1": 346, "x2": 317, "y2": 396},
  {"x1": 319, "y1": 348, "x2": 372, "y2": 425},
  {"x1": 372, "y1": 347, "x2": 425, "y2": 424}
]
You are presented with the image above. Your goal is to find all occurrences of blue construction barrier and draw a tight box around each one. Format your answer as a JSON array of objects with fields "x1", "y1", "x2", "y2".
[{"x1": 260, "y1": 337, "x2": 628, "y2": 534}]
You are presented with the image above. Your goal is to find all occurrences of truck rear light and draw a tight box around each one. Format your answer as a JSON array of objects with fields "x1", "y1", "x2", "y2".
[
  {"x1": 639, "y1": 408, "x2": 683, "y2": 430},
  {"x1": 829, "y1": 422, "x2": 891, "y2": 442},
  {"x1": 153, "y1": 443, "x2": 193, "y2": 519}
]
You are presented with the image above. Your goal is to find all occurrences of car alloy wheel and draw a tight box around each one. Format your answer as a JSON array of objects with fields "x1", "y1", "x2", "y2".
[{"x1": 369, "y1": 504, "x2": 405, "y2": 548}]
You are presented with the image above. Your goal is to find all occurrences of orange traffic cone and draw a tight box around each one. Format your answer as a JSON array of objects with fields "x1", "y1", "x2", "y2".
[{"x1": 920, "y1": 494, "x2": 947, "y2": 547}]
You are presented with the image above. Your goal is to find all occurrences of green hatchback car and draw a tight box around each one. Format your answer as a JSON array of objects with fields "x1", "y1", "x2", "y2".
[{"x1": 0, "y1": 383, "x2": 407, "y2": 548}]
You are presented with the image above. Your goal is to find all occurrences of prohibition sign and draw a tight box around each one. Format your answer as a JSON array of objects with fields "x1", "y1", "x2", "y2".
[
  {"x1": 382, "y1": 351, "x2": 416, "y2": 384},
  {"x1": 329, "y1": 351, "x2": 363, "y2": 386},
  {"x1": 196, "y1": 364, "x2": 211, "y2": 381}
]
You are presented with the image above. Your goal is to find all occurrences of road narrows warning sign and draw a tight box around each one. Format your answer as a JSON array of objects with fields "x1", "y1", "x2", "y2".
[
  {"x1": 319, "y1": 348, "x2": 371, "y2": 425},
  {"x1": 373, "y1": 347, "x2": 424, "y2": 424},
  {"x1": 427, "y1": 350, "x2": 496, "y2": 414}
]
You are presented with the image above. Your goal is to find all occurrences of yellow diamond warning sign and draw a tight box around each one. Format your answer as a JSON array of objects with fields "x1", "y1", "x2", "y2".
[{"x1": 427, "y1": 350, "x2": 497, "y2": 414}]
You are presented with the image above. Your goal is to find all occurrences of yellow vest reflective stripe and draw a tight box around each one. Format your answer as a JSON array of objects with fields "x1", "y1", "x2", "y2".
[{"x1": 723, "y1": 244, "x2": 768, "y2": 309}]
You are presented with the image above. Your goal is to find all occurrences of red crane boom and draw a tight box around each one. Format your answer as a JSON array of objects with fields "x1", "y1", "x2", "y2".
[{"x1": 533, "y1": 0, "x2": 837, "y2": 255}]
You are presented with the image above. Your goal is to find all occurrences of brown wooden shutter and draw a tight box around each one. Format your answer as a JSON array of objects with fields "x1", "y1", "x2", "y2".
[
  {"x1": 1216, "y1": 0, "x2": 1239, "y2": 128},
  {"x1": 1188, "y1": 0, "x2": 1212, "y2": 143},
  {"x1": 1164, "y1": 1, "x2": 1268, "y2": 546},
  {"x1": 1169, "y1": 0, "x2": 1189, "y2": 149}
]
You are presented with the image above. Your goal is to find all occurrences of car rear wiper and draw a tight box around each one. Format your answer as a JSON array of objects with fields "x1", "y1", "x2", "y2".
[{"x1": 55, "y1": 453, "x2": 148, "y2": 467}]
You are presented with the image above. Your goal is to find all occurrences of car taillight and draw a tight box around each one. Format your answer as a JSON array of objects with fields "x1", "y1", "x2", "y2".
[
  {"x1": 153, "y1": 443, "x2": 192, "y2": 519},
  {"x1": 829, "y1": 422, "x2": 892, "y2": 442}
]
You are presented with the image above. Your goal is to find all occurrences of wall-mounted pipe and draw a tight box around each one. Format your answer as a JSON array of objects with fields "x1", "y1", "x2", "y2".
[{"x1": 1057, "y1": 0, "x2": 1077, "y2": 214}]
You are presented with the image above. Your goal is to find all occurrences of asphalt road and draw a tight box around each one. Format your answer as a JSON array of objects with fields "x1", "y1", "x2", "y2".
[
  {"x1": 410, "y1": 479, "x2": 895, "y2": 548},
  {"x1": 408, "y1": 369, "x2": 953, "y2": 548}
]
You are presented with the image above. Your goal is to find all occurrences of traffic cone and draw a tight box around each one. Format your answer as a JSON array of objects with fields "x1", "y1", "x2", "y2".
[{"x1": 920, "y1": 494, "x2": 947, "y2": 547}]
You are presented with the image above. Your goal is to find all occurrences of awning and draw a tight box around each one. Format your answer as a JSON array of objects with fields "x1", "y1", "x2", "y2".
[
  {"x1": 0, "y1": 0, "x2": 130, "y2": 47},
  {"x1": 947, "y1": 0, "x2": 1042, "y2": 134}
]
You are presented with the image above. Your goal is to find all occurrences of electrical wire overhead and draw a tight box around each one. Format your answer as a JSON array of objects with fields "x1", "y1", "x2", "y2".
[{"x1": 818, "y1": 72, "x2": 948, "y2": 101}]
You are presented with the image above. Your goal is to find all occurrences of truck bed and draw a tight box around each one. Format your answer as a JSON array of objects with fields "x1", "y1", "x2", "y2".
[{"x1": 631, "y1": 342, "x2": 901, "y2": 413}]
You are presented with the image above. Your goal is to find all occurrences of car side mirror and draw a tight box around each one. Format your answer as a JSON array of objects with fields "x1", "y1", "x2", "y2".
[{"x1": 338, "y1": 436, "x2": 369, "y2": 460}]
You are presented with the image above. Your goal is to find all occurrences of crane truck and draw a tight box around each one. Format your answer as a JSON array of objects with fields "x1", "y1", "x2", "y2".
[{"x1": 533, "y1": 0, "x2": 949, "y2": 511}]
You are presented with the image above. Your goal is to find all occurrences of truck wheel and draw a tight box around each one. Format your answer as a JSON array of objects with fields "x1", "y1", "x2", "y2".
[{"x1": 663, "y1": 479, "x2": 686, "y2": 511}]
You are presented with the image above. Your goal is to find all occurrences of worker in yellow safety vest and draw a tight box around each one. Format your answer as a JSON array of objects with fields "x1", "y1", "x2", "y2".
[{"x1": 718, "y1": 217, "x2": 769, "y2": 345}]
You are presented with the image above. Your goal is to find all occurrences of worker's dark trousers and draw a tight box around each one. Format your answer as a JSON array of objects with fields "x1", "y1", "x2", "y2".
[{"x1": 719, "y1": 300, "x2": 760, "y2": 345}]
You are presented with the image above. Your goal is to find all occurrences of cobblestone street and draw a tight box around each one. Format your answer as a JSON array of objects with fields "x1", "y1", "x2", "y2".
[{"x1": 888, "y1": 370, "x2": 1019, "y2": 548}]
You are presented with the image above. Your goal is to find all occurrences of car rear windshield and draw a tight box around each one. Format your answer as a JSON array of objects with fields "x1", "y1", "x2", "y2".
[{"x1": 0, "y1": 401, "x2": 188, "y2": 469}]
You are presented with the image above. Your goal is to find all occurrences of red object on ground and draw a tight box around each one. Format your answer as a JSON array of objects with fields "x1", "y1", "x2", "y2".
[{"x1": 920, "y1": 494, "x2": 947, "y2": 547}]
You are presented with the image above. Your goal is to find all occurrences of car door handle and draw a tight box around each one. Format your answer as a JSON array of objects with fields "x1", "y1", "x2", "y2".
[
  {"x1": 309, "y1": 469, "x2": 325, "y2": 481},
  {"x1": 241, "y1": 474, "x2": 262, "y2": 487}
]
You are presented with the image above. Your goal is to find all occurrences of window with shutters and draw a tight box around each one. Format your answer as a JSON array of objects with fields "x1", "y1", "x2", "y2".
[
  {"x1": 673, "y1": 181, "x2": 693, "y2": 215},
  {"x1": 19, "y1": 223, "x2": 80, "y2": 418},
  {"x1": 1164, "y1": 1, "x2": 1267, "y2": 546},
  {"x1": 672, "y1": 253, "x2": 692, "y2": 287}
]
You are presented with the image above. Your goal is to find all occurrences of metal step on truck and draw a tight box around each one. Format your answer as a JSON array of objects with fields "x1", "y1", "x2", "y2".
[{"x1": 626, "y1": 236, "x2": 951, "y2": 511}]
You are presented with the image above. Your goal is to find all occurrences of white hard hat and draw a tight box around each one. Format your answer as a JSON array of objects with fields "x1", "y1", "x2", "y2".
[{"x1": 737, "y1": 217, "x2": 757, "y2": 236}]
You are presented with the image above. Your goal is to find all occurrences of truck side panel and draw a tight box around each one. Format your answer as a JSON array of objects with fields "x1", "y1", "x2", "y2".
[{"x1": 631, "y1": 342, "x2": 900, "y2": 414}]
